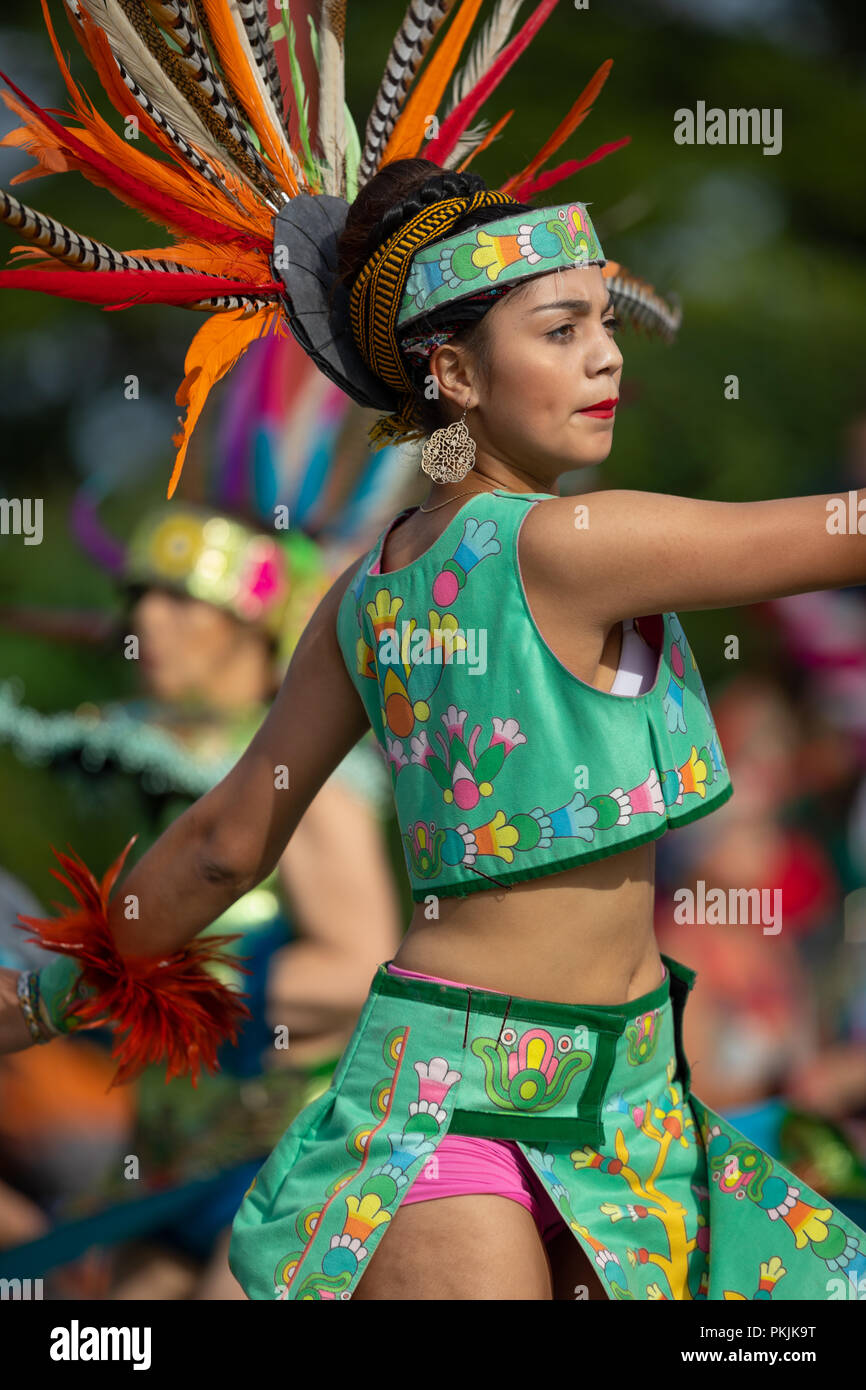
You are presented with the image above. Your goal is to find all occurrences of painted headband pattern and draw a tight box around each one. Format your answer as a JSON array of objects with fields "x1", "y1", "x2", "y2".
[{"x1": 398, "y1": 202, "x2": 606, "y2": 330}]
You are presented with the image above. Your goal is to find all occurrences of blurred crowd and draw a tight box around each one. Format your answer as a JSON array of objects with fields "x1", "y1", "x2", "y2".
[{"x1": 654, "y1": 416, "x2": 866, "y2": 1205}]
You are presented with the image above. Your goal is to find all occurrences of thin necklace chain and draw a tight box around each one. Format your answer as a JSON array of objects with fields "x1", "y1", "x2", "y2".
[{"x1": 418, "y1": 486, "x2": 498, "y2": 513}]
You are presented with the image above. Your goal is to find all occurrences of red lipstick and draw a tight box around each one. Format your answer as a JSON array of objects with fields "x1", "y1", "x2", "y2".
[{"x1": 578, "y1": 397, "x2": 618, "y2": 419}]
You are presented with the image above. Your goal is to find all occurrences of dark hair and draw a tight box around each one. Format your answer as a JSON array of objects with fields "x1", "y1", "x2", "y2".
[{"x1": 338, "y1": 159, "x2": 532, "y2": 433}]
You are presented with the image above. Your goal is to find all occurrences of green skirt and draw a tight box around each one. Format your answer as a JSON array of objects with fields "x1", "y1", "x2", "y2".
[{"x1": 228, "y1": 956, "x2": 866, "y2": 1300}]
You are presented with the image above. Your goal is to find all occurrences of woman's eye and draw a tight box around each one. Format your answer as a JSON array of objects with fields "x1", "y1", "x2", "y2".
[
  {"x1": 604, "y1": 316, "x2": 621, "y2": 333},
  {"x1": 547, "y1": 323, "x2": 575, "y2": 340}
]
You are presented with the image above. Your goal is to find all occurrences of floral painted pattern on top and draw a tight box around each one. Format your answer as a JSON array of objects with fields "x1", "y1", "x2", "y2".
[{"x1": 336, "y1": 495, "x2": 733, "y2": 897}]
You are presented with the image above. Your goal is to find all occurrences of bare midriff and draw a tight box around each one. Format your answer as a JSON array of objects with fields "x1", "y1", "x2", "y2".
[
  {"x1": 392, "y1": 839, "x2": 662, "y2": 1006},
  {"x1": 380, "y1": 502, "x2": 665, "y2": 1009}
]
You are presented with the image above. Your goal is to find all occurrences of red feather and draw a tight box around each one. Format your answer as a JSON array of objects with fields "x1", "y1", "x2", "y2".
[
  {"x1": 424, "y1": 0, "x2": 561, "y2": 165},
  {"x1": 511, "y1": 136, "x2": 631, "y2": 200},
  {"x1": 0, "y1": 267, "x2": 280, "y2": 308},
  {"x1": 0, "y1": 69, "x2": 262, "y2": 248},
  {"x1": 15, "y1": 839, "x2": 252, "y2": 1089}
]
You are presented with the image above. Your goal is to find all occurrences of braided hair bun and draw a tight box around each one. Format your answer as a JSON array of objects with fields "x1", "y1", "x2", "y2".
[
  {"x1": 338, "y1": 159, "x2": 492, "y2": 290},
  {"x1": 338, "y1": 160, "x2": 532, "y2": 433}
]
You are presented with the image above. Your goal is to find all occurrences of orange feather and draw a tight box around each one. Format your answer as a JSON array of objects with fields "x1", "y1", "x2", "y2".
[
  {"x1": 49, "y1": 0, "x2": 168, "y2": 158},
  {"x1": 34, "y1": 7, "x2": 273, "y2": 241},
  {"x1": 67, "y1": 124, "x2": 272, "y2": 240},
  {"x1": 122, "y1": 239, "x2": 270, "y2": 281},
  {"x1": 381, "y1": 0, "x2": 486, "y2": 166},
  {"x1": 4, "y1": 242, "x2": 266, "y2": 278},
  {"x1": 2, "y1": 86, "x2": 270, "y2": 245},
  {"x1": 5, "y1": 247, "x2": 54, "y2": 267},
  {"x1": 502, "y1": 58, "x2": 613, "y2": 194},
  {"x1": 196, "y1": 0, "x2": 299, "y2": 196},
  {"x1": 169, "y1": 303, "x2": 281, "y2": 498},
  {"x1": 456, "y1": 108, "x2": 514, "y2": 171},
  {"x1": 7, "y1": 241, "x2": 271, "y2": 287},
  {"x1": 72, "y1": 10, "x2": 272, "y2": 229},
  {"x1": 1, "y1": 96, "x2": 70, "y2": 178}
]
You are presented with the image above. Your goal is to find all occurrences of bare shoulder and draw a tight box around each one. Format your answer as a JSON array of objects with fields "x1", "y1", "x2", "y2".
[
  {"x1": 519, "y1": 489, "x2": 659, "y2": 561},
  {"x1": 517, "y1": 490, "x2": 638, "y2": 618},
  {"x1": 518, "y1": 490, "x2": 612, "y2": 551}
]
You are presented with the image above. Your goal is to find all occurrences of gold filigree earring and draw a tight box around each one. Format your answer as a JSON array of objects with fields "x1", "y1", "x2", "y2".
[{"x1": 420, "y1": 401, "x2": 476, "y2": 483}]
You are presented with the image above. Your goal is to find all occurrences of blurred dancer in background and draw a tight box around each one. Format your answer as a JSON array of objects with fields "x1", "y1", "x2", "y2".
[{"x1": 0, "y1": 331, "x2": 418, "y2": 1296}]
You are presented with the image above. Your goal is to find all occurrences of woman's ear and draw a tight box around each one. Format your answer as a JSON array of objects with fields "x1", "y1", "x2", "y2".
[{"x1": 428, "y1": 343, "x2": 476, "y2": 413}]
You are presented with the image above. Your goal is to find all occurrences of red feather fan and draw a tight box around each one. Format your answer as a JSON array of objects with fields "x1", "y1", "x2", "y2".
[{"x1": 15, "y1": 838, "x2": 252, "y2": 1090}]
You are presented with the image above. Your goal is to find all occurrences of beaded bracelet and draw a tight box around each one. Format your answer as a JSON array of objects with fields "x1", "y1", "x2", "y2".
[{"x1": 16, "y1": 969, "x2": 58, "y2": 1045}]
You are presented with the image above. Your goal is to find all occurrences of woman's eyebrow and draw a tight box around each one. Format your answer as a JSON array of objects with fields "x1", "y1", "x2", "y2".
[{"x1": 525, "y1": 296, "x2": 615, "y2": 316}]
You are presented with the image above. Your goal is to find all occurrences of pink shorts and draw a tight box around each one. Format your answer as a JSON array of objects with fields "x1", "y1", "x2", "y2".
[{"x1": 387, "y1": 963, "x2": 567, "y2": 1245}]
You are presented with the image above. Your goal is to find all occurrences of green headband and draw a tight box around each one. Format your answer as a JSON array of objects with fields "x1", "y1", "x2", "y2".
[{"x1": 397, "y1": 201, "x2": 606, "y2": 329}]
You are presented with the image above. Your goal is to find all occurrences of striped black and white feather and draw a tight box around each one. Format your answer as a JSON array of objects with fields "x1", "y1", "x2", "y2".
[
  {"x1": 71, "y1": 0, "x2": 271, "y2": 196},
  {"x1": 607, "y1": 268, "x2": 682, "y2": 343},
  {"x1": 358, "y1": 0, "x2": 454, "y2": 184},
  {"x1": 0, "y1": 187, "x2": 203, "y2": 274},
  {"x1": 235, "y1": 0, "x2": 284, "y2": 115}
]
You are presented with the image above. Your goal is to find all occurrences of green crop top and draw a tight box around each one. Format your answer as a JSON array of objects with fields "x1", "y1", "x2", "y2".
[{"x1": 335, "y1": 489, "x2": 734, "y2": 901}]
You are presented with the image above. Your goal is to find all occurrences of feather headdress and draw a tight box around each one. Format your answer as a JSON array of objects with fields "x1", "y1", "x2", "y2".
[{"x1": 0, "y1": 0, "x2": 678, "y2": 496}]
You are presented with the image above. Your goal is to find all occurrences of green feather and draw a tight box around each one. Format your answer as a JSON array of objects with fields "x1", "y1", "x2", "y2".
[
  {"x1": 270, "y1": 16, "x2": 318, "y2": 188},
  {"x1": 269, "y1": 15, "x2": 354, "y2": 197},
  {"x1": 306, "y1": 12, "x2": 319, "y2": 63},
  {"x1": 343, "y1": 104, "x2": 360, "y2": 201}
]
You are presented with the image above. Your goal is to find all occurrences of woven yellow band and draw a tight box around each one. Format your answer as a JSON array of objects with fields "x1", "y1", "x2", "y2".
[{"x1": 348, "y1": 190, "x2": 516, "y2": 393}]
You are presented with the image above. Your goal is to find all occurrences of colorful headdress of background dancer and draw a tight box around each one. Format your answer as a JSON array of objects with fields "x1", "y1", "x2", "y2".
[
  {"x1": 0, "y1": 0, "x2": 680, "y2": 498},
  {"x1": 68, "y1": 326, "x2": 424, "y2": 672}
]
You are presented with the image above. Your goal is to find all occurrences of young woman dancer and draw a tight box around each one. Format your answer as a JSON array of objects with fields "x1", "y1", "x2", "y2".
[
  {"x1": 224, "y1": 162, "x2": 866, "y2": 1300},
  {"x1": 2, "y1": 4, "x2": 864, "y2": 1302}
]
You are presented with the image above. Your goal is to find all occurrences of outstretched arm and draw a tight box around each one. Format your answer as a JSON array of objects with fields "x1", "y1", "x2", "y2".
[
  {"x1": 521, "y1": 487, "x2": 866, "y2": 626},
  {"x1": 108, "y1": 557, "x2": 371, "y2": 957}
]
